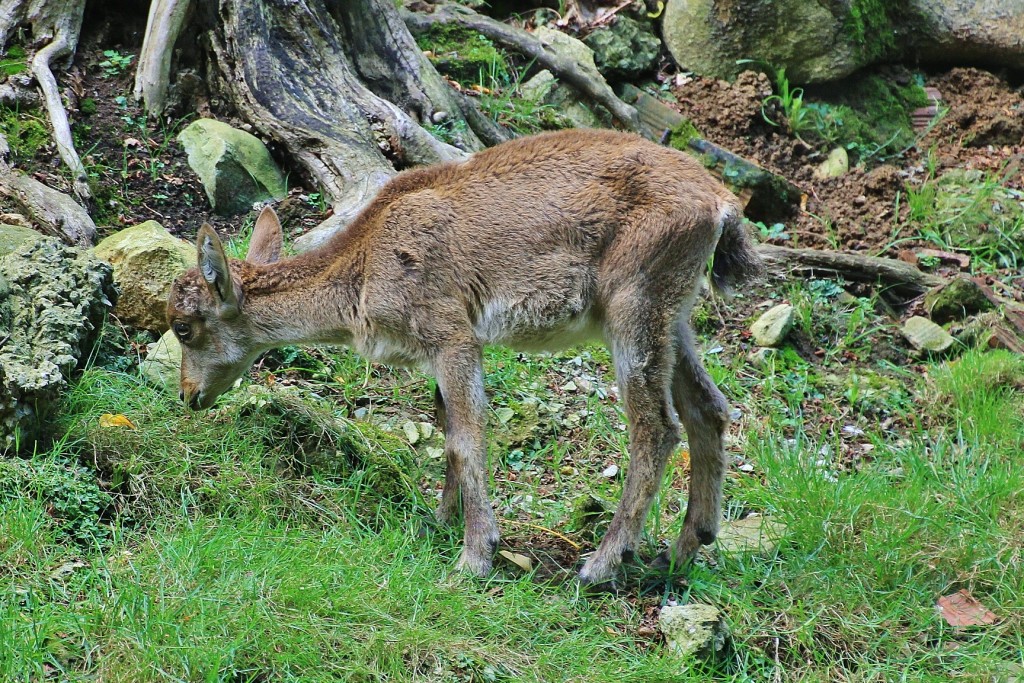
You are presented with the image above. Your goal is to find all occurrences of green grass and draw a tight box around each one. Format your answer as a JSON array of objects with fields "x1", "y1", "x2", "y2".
[{"x1": 2, "y1": 287, "x2": 1023, "y2": 680}]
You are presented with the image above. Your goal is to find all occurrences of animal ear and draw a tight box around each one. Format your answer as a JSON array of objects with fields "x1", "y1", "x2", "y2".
[
  {"x1": 197, "y1": 223, "x2": 240, "y2": 316},
  {"x1": 246, "y1": 206, "x2": 283, "y2": 265}
]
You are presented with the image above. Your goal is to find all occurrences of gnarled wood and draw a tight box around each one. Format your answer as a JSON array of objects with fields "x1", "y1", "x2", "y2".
[
  {"x1": 1, "y1": 0, "x2": 91, "y2": 203},
  {"x1": 201, "y1": 0, "x2": 494, "y2": 251},
  {"x1": 403, "y1": 3, "x2": 642, "y2": 133},
  {"x1": 134, "y1": 0, "x2": 194, "y2": 116},
  {"x1": 758, "y1": 244, "x2": 946, "y2": 296}
]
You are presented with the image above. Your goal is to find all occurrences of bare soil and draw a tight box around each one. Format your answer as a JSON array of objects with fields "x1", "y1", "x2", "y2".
[{"x1": 670, "y1": 66, "x2": 1024, "y2": 256}]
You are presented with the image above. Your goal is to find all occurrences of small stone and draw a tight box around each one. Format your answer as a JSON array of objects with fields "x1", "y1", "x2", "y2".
[
  {"x1": 417, "y1": 422, "x2": 434, "y2": 440},
  {"x1": 924, "y1": 277, "x2": 993, "y2": 324},
  {"x1": 717, "y1": 515, "x2": 787, "y2": 555},
  {"x1": 178, "y1": 118, "x2": 288, "y2": 215},
  {"x1": 425, "y1": 446, "x2": 444, "y2": 460},
  {"x1": 401, "y1": 421, "x2": 420, "y2": 444},
  {"x1": 748, "y1": 347, "x2": 779, "y2": 369},
  {"x1": 659, "y1": 603, "x2": 729, "y2": 660},
  {"x1": 813, "y1": 147, "x2": 849, "y2": 180},
  {"x1": 561, "y1": 380, "x2": 577, "y2": 392},
  {"x1": 602, "y1": 464, "x2": 619, "y2": 478},
  {"x1": 750, "y1": 303, "x2": 795, "y2": 347},
  {"x1": 139, "y1": 330, "x2": 182, "y2": 392},
  {"x1": 901, "y1": 316, "x2": 956, "y2": 354},
  {"x1": 559, "y1": 465, "x2": 575, "y2": 476},
  {"x1": 495, "y1": 407, "x2": 515, "y2": 424},
  {"x1": 353, "y1": 407, "x2": 369, "y2": 419},
  {"x1": 738, "y1": 463, "x2": 754, "y2": 473}
]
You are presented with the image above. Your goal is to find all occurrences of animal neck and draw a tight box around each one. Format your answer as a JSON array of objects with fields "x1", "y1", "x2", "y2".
[{"x1": 239, "y1": 245, "x2": 362, "y2": 349}]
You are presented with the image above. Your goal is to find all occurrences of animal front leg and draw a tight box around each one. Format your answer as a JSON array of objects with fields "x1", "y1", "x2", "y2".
[
  {"x1": 434, "y1": 385, "x2": 461, "y2": 524},
  {"x1": 433, "y1": 346, "x2": 499, "y2": 576}
]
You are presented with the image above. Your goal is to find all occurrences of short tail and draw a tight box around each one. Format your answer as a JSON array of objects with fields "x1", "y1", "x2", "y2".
[{"x1": 710, "y1": 205, "x2": 765, "y2": 297}]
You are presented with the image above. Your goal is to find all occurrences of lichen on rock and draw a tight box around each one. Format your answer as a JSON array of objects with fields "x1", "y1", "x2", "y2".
[{"x1": 0, "y1": 238, "x2": 116, "y2": 453}]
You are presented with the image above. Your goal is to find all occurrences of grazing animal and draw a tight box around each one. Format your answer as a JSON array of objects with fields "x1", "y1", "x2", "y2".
[{"x1": 167, "y1": 129, "x2": 763, "y2": 584}]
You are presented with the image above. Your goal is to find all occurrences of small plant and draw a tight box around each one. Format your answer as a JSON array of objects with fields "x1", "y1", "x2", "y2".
[
  {"x1": 99, "y1": 49, "x2": 133, "y2": 77},
  {"x1": 760, "y1": 66, "x2": 814, "y2": 140},
  {"x1": 0, "y1": 45, "x2": 27, "y2": 75}
]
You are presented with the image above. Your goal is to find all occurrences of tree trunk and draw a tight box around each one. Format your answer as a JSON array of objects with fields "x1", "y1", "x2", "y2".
[{"x1": 190, "y1": 0, "x2": 510, "y2": 249}]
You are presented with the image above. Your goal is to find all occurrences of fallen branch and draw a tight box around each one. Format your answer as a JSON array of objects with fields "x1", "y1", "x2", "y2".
[
  {"x1": 758, "y1": 244, "x2": 946, "y2": 296},
  {"x1": 403, "y1": 3, "x2": 642, "y2": 133}
]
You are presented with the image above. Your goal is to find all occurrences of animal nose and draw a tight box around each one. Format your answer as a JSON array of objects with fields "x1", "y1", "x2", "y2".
[{"x1": 180, "y1": 381, "x2": 203, "y2": 410}]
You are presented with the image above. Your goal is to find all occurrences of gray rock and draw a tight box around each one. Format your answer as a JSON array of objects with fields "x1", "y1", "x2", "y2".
[
  {"x1": 924, "y1": 277, "x2": 993, "y2": 324},
  {"x1": 0, "y1": 223, "x2": 43, "y2": 257},
  {"x1": 1, "y1": 239, "x2": 116, "y2": 453},
  {"x1": 902, "y1": 316, "x2": 956, "y2": 354},
  {"x1": 748, "y1": 347, "x2": 780, "y2": 369},
  {"x1": 718, "y1": 515, "x2": 787, "y2": 555},
  {"x1": 659, "y1": 603, "x2": 729, "y2": 659},
  {"x1": 661, "y1": 0, "x2": 1024, "y2": 83},
  {"x1": 750, "y1": 303, "x2": 795, "y2": 347},
  {"x1": 913, "y1": 0, "x2": 1024, "y2": 70},
  {"x1": 178, "y1": 119, "x2": 287, "y2": 215},
  {"x1": 139, "y1": 330, "x2": 181, "y2": 392},
  {"x1": 520, "y1": 70, "x2": 606, "y2": 129},
  {"x1": 92, "y1": 221, "x2": 196, "y2": 333},
  {"x1": 584, "y1": 16, "x2": 661, "y2": 78},
  {"x1": 662, "y1": 0, "x2": 863, "y2": 83},
  {"x1": 813, "y1": 147, "x2": 849, "y2": 180}
]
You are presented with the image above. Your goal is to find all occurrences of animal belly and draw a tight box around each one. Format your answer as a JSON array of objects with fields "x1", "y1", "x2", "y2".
[{"x1": 475, "y1": 301, "x2": 603, "y2": 352}]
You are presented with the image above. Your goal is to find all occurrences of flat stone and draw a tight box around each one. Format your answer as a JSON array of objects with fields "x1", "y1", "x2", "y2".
[
  {"x1": 717, "y1": 515, "x2": 787, "y2": 555},
  {"x1": 139, "y1": 330, "x2": 181, "y2": 392},
  {"x1": 659, "y1": 603, "x2": 729, "y2": 659},
  {"x1": 924, "y1": 277, "x2": 993, "y2": 324},
  {"x1": 902, "y1": 315, "x2": 956, "y2": 354},
  {"x1": 0, "y1": 223, "x2": 43, "y2": 257},
  {"x1": 813, "y1": 147, "x2": 849, "y2": 180},
  {"x1": 750, "y1": 304, "x2": 795, "y2": 347}
]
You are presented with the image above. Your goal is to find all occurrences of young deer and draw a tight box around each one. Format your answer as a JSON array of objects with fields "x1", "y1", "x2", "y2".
[{"x1": 167, "y1": 129, "x2": 763, "y2": 585}]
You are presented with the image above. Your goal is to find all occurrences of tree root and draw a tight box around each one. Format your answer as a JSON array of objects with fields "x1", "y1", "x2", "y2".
[
  {"x1": 758, "y1": 244, "x2": 946, "y2": 298},
  {"x1": 403, "y1": 3, "x2": 642, "y2": 133},
  {"x1": 1, "y1": 0, "x2": 91, "y2": 204},
  {"x1": 134, "y1": 0, "x2": 194, "y2": 116},
  {"x1": 0, "y1": 133, "x2": 96, "y2": 245}
]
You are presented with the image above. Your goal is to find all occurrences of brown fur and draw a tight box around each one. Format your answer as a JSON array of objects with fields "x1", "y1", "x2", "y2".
[{"x1": 168, "y1": 129, "x2": 764, "y2": 584}]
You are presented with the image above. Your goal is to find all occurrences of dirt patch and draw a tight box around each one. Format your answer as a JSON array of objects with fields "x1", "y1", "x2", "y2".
[{"x1": 670, "y1": 66, "x2": 1024, "y2": 257}]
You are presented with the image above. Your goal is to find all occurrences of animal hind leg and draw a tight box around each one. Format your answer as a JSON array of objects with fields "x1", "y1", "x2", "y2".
[
  {"x1": 579, "y1": 304, "x2": 680, "y2": 585},
  {"x1": 657, "y1": 320, "x2": 730, "y2": 570}
]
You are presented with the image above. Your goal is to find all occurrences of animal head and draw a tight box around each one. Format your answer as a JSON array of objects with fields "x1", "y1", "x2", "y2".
[{"x1": 167, "y1": 207, "x2": 284, "y2": 409}]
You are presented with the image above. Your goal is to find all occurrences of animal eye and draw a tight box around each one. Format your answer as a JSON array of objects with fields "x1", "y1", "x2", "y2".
[{"x1": 172, "y1": 322, "x2": 192, "y2": 341}]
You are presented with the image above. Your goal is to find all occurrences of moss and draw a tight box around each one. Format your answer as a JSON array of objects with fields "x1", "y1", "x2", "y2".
[
  {"x1": 0, "y1": 106, "x2": 50, "y2": 163},
  {"x1": 80, "y1": 97, "x2": 97, "y2": 115},
  {"x1": 0, "y1": 45, "x2": 27, "y2": 76},
  {"x1": 842, "y1": 0, "x2": 902, "y2": 63},
  {"x1": 812, "y1": 74, "x2": 930, "y2": 162},
  {"x1": 667, "y1": 118, "x2": 702, "y2": 151},
  {"x1": 415, "y1": 23, "x2": 507, "y2": 86}
]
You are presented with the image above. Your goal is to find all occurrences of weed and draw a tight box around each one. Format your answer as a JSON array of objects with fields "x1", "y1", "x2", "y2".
[{"x1": 98, "y1": 49, "x2": 133, "y2": 78}]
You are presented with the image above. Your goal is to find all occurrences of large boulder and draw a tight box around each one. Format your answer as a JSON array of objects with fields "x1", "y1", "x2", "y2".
[
  {"x1": 661, "y1": 0, "x2": 866, "y2": 83},
  {"x1": 178, "y1": 118, "x2": 288, "y2": 215},
  {"x1": 662, "y1": 0, "x2": 1024, "y2": 84},
  {"x1": 1, "y1": 239, "x2": 116, "y2": 453},
  {"x1": 913, "y1": 0, "x2": 1024, "y2": 70},
  {"x1": 92, "y1": 221, "x2": 195, "y2": 333}
]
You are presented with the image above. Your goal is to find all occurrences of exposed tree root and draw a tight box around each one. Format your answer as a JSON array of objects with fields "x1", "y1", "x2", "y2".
[
  {"x1": 134, "y1": 0, "x2": 194, "y2": 116},
  {"x1": 0, "y1": 133, "x2": 96, "y2": 246},
  {"x1": 1, "y1": 0, "x2": 91, "y2": 203},
  {"x1": 403, "y1": 3, "x2": 642, "y2": 133}
]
